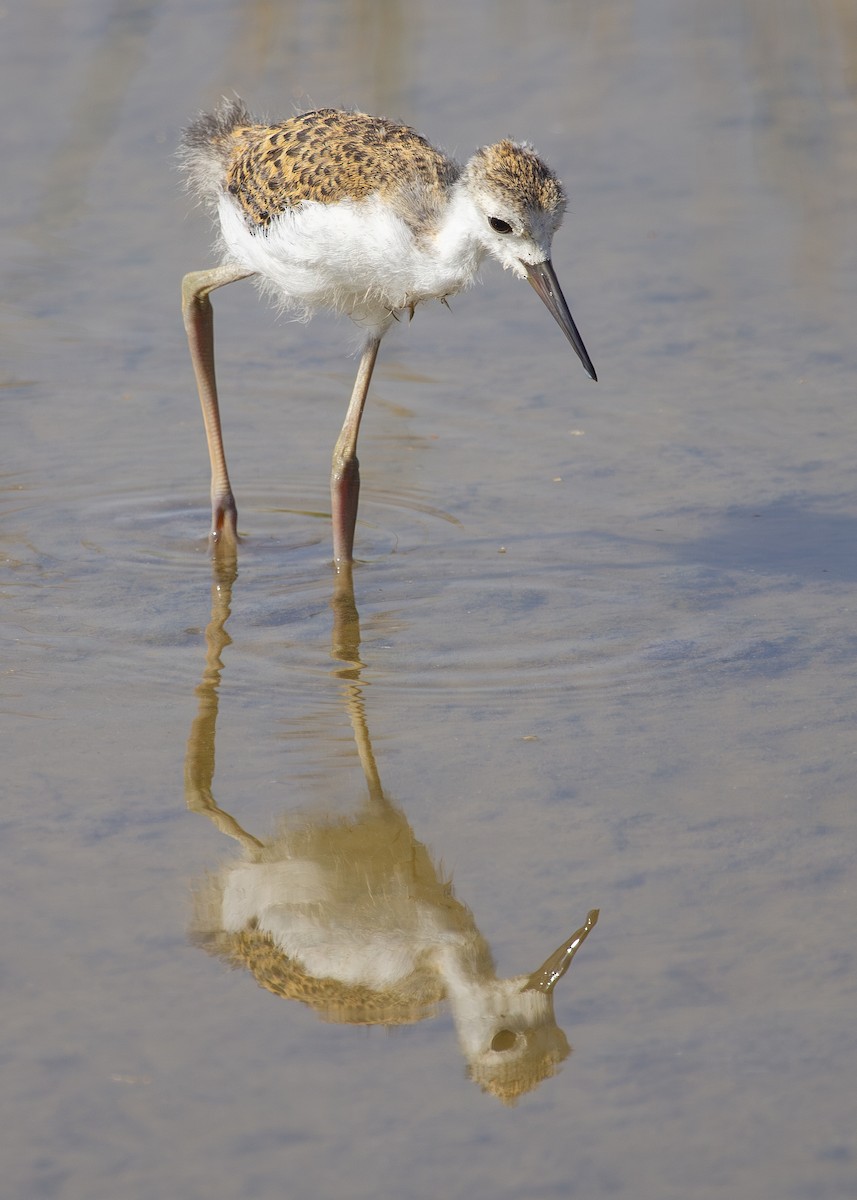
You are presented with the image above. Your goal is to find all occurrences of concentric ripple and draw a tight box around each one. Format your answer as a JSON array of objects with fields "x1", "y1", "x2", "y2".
[{"x1": 4, "y1": 474, "x2": 806, "y2": 709}]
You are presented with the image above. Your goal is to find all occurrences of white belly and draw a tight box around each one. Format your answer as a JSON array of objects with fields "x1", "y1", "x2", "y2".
[
  {"x1": 219, "y1": 859, "x2": 464, "y2": 990},
  {"x1": 217, "y1": 193, "x2": 481, "y2": 329}
]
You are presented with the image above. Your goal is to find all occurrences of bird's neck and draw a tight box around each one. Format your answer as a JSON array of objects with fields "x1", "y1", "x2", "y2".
[{"x1": 429, "y1": 184, "x2": 491, "y2": 287}]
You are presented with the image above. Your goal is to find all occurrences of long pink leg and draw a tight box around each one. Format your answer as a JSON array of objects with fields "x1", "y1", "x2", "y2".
[
  {"x1": 330, "y1": 334, "x2": 382, "y2": 568},
  {"x1": 182, "y1": 266, "x2": 255, "y2": 544}
]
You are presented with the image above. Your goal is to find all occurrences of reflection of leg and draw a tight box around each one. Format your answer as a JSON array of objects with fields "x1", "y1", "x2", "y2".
[
  {"x1": 187, "y1": 783, "x2": 265, "y2": 854},
  {"x1": 181, "y1": 266, "x2": 255, "y2": 543},
  {"x1": 185, "y1": 671, "x2": 264, "y2": 850},
  {"x1": 330, "y1": 335, "x2": 382, "y2": 567},
  {"x1": 329, "y1": 561, "x2": 387, "y2": 808},
  {"x1": 331, "y1": 562, "x2": 360, "y2": 665},
  {"x1": 184, "y1": 554, "x2": 264, "y2": 853}
]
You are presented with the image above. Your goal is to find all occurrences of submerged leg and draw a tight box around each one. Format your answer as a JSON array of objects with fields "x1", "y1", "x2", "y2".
[
  {"x1": 330, "y1": 334, "x2": 382, "y2": 568},
  {"x1": 181, "y1": 266, "x2": 255, "y2": 544}
]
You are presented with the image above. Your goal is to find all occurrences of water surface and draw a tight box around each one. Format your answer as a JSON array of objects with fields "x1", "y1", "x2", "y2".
[{"x1": 3, "y1": 3, "x2": 856, "y2": 1198}]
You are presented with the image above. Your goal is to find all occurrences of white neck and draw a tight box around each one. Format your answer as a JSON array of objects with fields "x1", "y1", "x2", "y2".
[
  {"x1": 432, "y1": 942, "x2": 544, "y2": 1049},
  {"x1": 427, "y1": 183, "x2": 491, "y2": 291}
]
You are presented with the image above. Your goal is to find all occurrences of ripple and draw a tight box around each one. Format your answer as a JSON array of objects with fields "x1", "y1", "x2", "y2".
[
  {"x1": 77, "y1": 480, "x2": 460, "y2": 571},
  {"x1": 4, "y1": 476, "x2": 807, "y2": 707}
]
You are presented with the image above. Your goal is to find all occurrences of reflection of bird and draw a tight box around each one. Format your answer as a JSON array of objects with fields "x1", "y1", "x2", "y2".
[
  {"x1": 179, "y1": 98, "x2": 597, "y2": 565},
  {"x1": 191, "y1": 796, "x2": 598, "y2": 1103},
  {"x1": 185, "y1": 566, "x2": 599, "y2": 1103}
]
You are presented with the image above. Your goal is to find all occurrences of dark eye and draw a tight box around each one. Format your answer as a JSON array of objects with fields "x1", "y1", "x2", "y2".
[
  {"x1": 491, "y1": 1029, "x2": 518, "y2": 1052},
  {"x1": 488, "y1": 217, "x2": 513, "y2": 234}
]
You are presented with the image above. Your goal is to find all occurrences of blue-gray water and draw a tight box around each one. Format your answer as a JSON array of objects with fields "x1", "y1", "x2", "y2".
[{"x1": 3, "y1": 3, "x2": 856, "y2": 1198}]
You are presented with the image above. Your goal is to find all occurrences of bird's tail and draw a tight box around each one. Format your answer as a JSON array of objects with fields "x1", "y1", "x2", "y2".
[{"x1": 178, "y1": 96, "x2": 257, "y2": 206}]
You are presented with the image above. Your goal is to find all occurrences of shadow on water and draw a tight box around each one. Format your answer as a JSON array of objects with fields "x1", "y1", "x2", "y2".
[
  {"x1": 675, "y1": 498, "x2": 857, "y2": 584},
  {"x1": 184, "y1": 558, "x2": 598, "y2": 1105}
]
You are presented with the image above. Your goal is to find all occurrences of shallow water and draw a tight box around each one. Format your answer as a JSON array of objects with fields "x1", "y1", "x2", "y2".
[{"x1": 3, "y1": 3, "x2": 857, "y2": 1198}]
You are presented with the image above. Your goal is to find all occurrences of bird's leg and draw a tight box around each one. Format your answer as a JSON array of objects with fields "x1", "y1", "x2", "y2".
[
  {"x1": 330, "y1": 334, "x2": 381, "y2": 568},
  {"x1": 182, "y1": 266, "x2": 255, "y2": 545}
]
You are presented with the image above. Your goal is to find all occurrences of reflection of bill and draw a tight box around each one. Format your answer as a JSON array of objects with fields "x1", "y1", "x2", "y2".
[{"x1": 186, "y1": 563, "x2": 598, "y2": 1104}]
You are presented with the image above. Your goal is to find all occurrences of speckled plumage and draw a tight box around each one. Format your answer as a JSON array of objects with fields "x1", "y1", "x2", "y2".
[
  {"x1": 462, "y1": 139, "x2": 565, "y2": 222},
  {"x1": 180, "y1": 98, "x2": 559, "y2": 238},
  {"x1": 193, "y1": 924, "x2": 444, "y2": 1026}
]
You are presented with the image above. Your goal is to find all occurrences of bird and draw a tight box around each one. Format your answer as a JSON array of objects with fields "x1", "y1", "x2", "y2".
[{"x1": 179, "y1": 97, "x2": 597, "y2": 567}]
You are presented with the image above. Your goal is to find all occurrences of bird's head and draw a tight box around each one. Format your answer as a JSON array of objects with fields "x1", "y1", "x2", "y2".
[{"x1": 463, "y1": 141, "x2": 597, "y2": 380}]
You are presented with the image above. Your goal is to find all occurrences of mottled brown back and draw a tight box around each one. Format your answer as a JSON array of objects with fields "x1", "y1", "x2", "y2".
[
  {"x1": 193, "y1": 925, "x2": 444, "y2": 1025},
  {"x1": 181, "y1": 99, "x2": 461, "y2": 231}
]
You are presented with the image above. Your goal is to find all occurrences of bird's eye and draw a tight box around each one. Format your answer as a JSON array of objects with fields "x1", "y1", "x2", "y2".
[
  {"x1": 488, "y1": 217, "x2": 513, "y2": 234},
  {"x1": 491, "y1": 1029, "x2": 518, "y2": 1052}
]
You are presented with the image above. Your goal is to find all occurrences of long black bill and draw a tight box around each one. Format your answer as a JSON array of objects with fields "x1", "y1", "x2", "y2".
[
  {"x1": 523, "y1": 908, "x2": 599, "y2": 994},
  {"x1": 524, "y1": 260, "x2": 597, "y2": 382}
]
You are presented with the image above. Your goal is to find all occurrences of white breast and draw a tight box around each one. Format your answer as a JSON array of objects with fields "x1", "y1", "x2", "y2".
[
  {"x1": 217, "y1": 191, "x2": 485, "y2": 329},
  {"x1": 219, "y1": 859, "x2": 464, "y2": 990}
]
